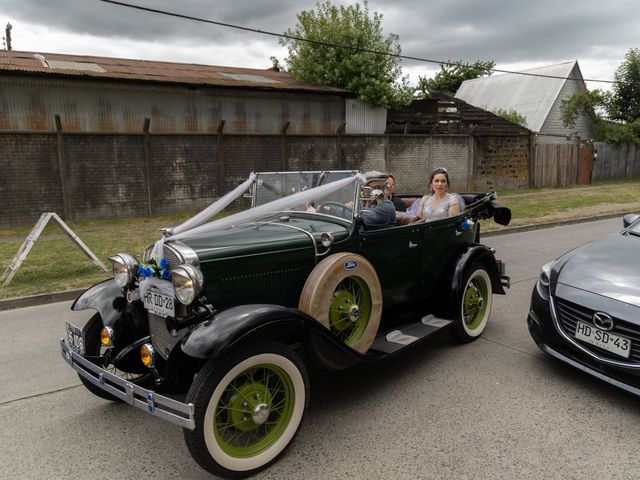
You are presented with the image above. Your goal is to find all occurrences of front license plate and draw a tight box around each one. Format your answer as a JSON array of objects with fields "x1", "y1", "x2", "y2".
[
  {"x1": 574, "y1": 321, "x2": 631, "y2": 358},
  {"x1": 65, "y1": 321, "x2": 85, "y2": 354},
  {"x1": 143, "y1": 289, "x2": 175, "y2": 318}
]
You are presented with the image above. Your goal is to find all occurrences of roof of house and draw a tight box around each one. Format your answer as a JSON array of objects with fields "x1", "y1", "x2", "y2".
[
  {"x1": 0, "y1": 50, "x2": 351, "y2": 96},
  {"x1": 386, "y1": 92, "x2": 531, "y2": 136},
  {"x1": 455, "y1": 61, "x2": 584, "y2": 132}
]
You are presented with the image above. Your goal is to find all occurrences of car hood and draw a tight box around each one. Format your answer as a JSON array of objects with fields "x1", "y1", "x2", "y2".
[
  {"x1": 178, "y1": 215, "x2": 350, "y2": 262},
  {"x1": 555, "y1": 233, "x2": 640, "y2": 307}
]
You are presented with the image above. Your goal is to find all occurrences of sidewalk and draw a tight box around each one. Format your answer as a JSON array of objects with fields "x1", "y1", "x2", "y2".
[{"x1": 1, "y1": 210, "x2": 632, "y2": 312}]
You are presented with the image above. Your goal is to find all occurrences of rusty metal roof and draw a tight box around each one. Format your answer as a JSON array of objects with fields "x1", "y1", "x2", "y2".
[{"x1": 0, "y1": 50, "x2": 351, "y2": 95}]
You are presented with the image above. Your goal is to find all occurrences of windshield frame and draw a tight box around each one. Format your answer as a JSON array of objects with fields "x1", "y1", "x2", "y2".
[{"x1": 250, "y1": 170, "x2": 360, "y2": 222}]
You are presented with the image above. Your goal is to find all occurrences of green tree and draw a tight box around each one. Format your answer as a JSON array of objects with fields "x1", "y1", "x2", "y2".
[
  {"x1": 280, "y1": 1, "x2": 413, "y2": 108},
  {"x1": 416, "y1": 60, "x2": 495, "y2": 97},
  {"x1": 493, "y1": 108, "x2": 528, "y2": 127},
  {"x1": 610, "y1": 47, "x2": 640, "y2": 122},
  {"x1": 562, "y1": 48, "x2": 640, "y2": 144}
]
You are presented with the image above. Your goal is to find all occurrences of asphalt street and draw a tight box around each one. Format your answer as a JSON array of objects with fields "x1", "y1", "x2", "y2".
[{"x1": 1, "y1": 217, "x2": 638, "y2": 480}]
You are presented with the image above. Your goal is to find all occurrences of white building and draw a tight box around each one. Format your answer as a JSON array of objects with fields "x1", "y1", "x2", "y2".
[{"x1": 456, "y1": 61, "x2": 594, "y2": 143}]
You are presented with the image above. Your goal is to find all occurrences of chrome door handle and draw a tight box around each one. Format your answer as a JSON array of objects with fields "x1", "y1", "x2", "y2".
[{"x1": 408, "y1": 241, "x2": 418, "y2": 248}]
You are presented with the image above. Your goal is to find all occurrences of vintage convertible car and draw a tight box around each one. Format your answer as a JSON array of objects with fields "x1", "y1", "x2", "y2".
[
  {"x1": 528, "y1": 213, "x2": 640, "y2": 396},
  {"x1": 60, "y1": 170, "x2": 510, "y2": 478}
]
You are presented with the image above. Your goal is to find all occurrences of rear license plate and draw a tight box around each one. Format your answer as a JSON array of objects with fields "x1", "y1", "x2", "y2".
[
  {"x1": 575, "y1": 321, "x2": 631, "y2": 358},
  {"x1": 143, "y1": 289, "x2": 175, "y2": 318},
  {"x1": 66, "y1": 322, "x2": 85, "y2": 354}
]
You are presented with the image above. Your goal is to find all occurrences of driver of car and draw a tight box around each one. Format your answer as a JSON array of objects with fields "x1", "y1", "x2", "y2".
[{"x1": 360, "y1": 188, "x2": 396, "y2": 230}]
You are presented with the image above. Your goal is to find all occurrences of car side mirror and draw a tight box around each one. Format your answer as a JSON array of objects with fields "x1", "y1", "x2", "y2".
[
  {"x1": 490, "y1": 203, "x2": 512, "y2": 226},
  {"x1": 623, "y1": 213, "x2": 640, "y2": 228}
]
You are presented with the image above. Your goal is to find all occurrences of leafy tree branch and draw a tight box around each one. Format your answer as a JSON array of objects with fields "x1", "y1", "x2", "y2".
[{"x1": 280, "y1": 1, "x2": 413, "y2": 108}]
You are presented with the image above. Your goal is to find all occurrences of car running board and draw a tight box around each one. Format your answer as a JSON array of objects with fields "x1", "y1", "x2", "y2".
[{"x1": 369, "y1": 314, "x2": 453, "y2": 355}]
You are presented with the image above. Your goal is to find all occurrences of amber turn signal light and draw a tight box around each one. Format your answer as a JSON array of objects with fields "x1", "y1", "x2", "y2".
[
  {"x1": 100, "y1": 326, "x2": 114, "y2": 347},
  {"x1": 140, "y1": 343, "x2": 156, "y2": 367}
]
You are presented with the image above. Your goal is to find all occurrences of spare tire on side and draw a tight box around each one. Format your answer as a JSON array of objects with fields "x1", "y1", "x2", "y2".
[{"x1": 299, "y1": 252, "x2": 382, "y2": 353}]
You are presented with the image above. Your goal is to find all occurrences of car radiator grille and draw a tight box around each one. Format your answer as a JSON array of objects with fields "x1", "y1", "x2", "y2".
[
  {"x1": 555, "y1": 297, "x2": 640, "y2": 363},
  {"x1": 147, "y1": 244, "x2": 189, "y2": 360},
  {"x1": 148, "y1": 312, "x2": 188, "y2": 360}
]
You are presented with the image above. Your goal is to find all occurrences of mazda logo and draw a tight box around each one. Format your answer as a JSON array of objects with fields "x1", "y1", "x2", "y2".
[{"x1": 592, "y1": 312, "x2": 614, "y2": 331}]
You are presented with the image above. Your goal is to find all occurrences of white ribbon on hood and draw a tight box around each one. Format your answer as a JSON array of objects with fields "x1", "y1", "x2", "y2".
[{"x1": 150, "y1": 171, "x2": 365, "y2": 260}]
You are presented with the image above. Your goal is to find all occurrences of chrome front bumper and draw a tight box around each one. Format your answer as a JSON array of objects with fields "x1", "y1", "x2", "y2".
[{"x1": 60, "y1": 338, "x2": 195, "y2": 430}]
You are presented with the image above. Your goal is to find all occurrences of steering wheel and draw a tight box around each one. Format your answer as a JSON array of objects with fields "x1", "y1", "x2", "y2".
[{"x1": 315, "y1": 201, "x2": 353, "y2": 219}]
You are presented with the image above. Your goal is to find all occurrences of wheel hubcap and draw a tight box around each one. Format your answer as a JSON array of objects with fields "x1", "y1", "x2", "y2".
[
  {"x1": 252, "y1": 403, "x2": 270, "y2": 425},
  {"x1": 328, "y1": 276, "x2": 372, "y2": 345},
  {"x1": 463, "y1": 276, "x2": 488, "y2": 330}
]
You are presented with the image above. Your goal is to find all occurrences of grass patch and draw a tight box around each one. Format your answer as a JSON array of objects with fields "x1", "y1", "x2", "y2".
[{"x1": 2, "y1": 179, "x2": 640, "y2": 299}]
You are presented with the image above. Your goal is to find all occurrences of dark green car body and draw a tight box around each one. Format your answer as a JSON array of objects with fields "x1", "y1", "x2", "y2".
[{"x1": 60, "y1": 170, "x2": 510, "y2": 478}]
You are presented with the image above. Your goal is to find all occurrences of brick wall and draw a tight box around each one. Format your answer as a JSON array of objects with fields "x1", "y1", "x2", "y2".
[
  {"x1": 0, "y1": 134, "x2": 63, "y2": 226},
  {"x1": 473, "y1": 136, "x2": 531, "y2": 190},
  {"x1": 64, "y1": 135, "x2": 146, "y2": 221},
  {"x1": 387, "y1": 135, "x2": 470, "y2": 194},
  {"x1": 0, "y1": 131, "x2": 528, "y2": 227},
  {"x1": 150, "y1": 136, "x2": 219, "y2": 215}
]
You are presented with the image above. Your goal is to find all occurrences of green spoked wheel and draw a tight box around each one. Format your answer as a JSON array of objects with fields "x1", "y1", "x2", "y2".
[
  {"x1": 299, "y1": 252, "x2": 382, "y2": 353},
  {"x1": 451, "y1": 265, "x2": 493, "y2": 343},
  {"x1": 185, "y1": 342, "x2": 309, "y2": 478},
  {"x1": 328, "y1": 277, "x2": 373, "y2": 345}
]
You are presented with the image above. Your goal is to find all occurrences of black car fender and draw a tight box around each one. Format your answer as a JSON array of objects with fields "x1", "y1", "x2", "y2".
[
  {"x1": 180, "y1": 303, "x2": 364, "y2": 369},
  {"x1": 71, "y1": 279, "x2": 127, "y2": 327},
  {"x1": 71, "y1": 279, "x2": 149, "y2": 349},
  {"x1": 449, "y1": 244, "x2": 507, "y2": 298}
]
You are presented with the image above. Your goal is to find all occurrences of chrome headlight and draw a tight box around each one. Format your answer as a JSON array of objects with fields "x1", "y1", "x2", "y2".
[
  {"x1": 537, "y1": 261, "x2": 553, "y2": 300},
  {"x1": 108, "y1": 253, "x2": 139, "y2": 288},
  {"x1": 539, "y1": 261, "x2": 552, "y2": 288},
  {"x1": 171, "y1": 264, "x2": 204, "y2": 305}
]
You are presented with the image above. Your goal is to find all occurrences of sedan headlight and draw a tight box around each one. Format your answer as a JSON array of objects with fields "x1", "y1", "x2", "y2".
[
  {"x1": 539, "y1": 261, "x2": 552, "y2": 288},
  {"x1": 108, "y1": 253, "x2": 139, "y2": 288},
  {"x1": 537, "y1": 261, "x2": 553, "y2": 300},
  {"x1": 171, "y1": 264, "x2": 204, "y2": 305}
]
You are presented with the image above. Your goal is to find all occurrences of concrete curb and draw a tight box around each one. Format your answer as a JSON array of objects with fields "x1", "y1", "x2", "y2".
[
  {"x1": 0, "y1": 211, "x2": 631, "y2": 312},
  {"x1": 0, "y1": 289, "x2": 85, "y2": 312},
  {"x1": 482, "y1": 211, "x2": 626, "y2": 237}
]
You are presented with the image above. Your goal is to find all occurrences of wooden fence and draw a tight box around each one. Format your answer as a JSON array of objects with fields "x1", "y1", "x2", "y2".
[
  {"x1": 533, "y1": 143, "x2": 579, "y2": 187},
  {"x1": 592, "y1": 142, "x2": 640, "y2": 180}
]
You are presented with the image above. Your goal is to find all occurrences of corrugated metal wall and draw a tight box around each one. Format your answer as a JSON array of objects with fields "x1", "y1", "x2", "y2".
[
  {"x1": 0, "y1": 76, "x2": 348, "y2": 135},
  {"x1": 345, "y1": 98, "x2": 387, "y2": 134}
]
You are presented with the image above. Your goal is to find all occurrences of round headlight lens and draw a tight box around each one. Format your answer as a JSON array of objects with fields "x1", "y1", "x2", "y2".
[
  {"x1": 109, "y1": 253, "x2": 139, "y2": 288},
  {"x1": 171, "y1": 265, "x2": 204, "y2": 305}
]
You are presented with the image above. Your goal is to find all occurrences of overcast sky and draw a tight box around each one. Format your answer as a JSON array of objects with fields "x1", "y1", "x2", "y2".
[{"x1": 2, "y1": 0, "x2": 637, "y2": 91}]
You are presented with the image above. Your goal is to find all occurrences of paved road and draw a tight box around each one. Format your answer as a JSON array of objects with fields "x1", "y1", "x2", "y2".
[{"x1": 1, "y1": 217, "x2": 638, "y2": 480}]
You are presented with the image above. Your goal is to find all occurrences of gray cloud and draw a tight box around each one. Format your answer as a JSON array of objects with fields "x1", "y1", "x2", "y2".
[{"x1": 2, "y1": 0, "x2": 637, "y2": 81}]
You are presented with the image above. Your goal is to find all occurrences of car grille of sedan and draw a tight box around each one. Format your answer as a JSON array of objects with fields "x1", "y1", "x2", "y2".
[{"x1": 555, "y1": 297, "x2": 640, "y2": 363}]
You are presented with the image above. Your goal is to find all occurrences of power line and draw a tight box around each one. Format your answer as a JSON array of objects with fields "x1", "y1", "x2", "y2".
[{"x1": 97, "y1": 0, "x2": 616, "y2": 85}]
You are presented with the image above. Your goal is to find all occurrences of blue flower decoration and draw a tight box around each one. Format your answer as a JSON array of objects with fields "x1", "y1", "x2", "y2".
[{"x1": 136, "y1": 258, "x2": 171, "y2": 280}]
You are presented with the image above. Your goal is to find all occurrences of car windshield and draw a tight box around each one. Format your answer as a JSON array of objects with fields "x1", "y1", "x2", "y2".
[{"x1": 252, "y1": 171, "x2": 358, "y2": 220}]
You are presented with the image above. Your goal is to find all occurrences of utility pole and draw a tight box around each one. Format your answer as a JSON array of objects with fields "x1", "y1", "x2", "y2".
[{"x1": 4, "y1": 22, "x2": 12, "y2": 51}]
